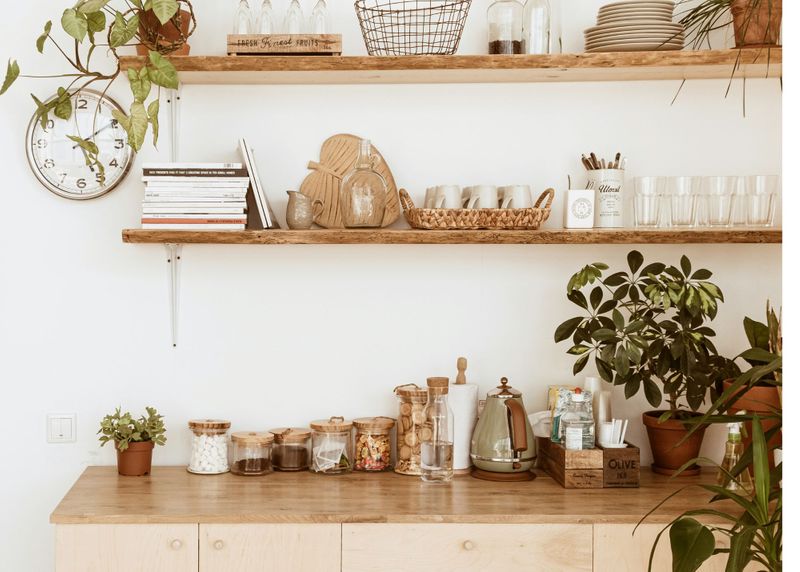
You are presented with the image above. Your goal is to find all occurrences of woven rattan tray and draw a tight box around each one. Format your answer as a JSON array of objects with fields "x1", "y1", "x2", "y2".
[{"x1": 400, "y1": 188, "x2": 554, "y2": 230}]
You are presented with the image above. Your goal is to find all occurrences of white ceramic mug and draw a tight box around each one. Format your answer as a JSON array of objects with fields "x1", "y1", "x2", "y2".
[
  {"x1": 424, "y1": 187, "x2": 438, "y2": 209},
  {"x1": 499, "y1": 185, "x2": 533, "y2": 209},
  {"x1": 466, "y1": 185, "x2": 500, "y2": 209},
  {"x1": 434, "y1": 185, "x2": 466, "y2": 209}
]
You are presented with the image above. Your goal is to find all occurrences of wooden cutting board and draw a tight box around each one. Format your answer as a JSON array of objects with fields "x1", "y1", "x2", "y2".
[{"x1": 300, "y1": 134, "x2": 400, "y2": 228}]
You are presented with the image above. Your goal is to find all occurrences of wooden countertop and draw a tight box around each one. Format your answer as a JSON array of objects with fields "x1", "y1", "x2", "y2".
[{"x1": 51, "y1": 466, "x2": 731, "y2": 525}]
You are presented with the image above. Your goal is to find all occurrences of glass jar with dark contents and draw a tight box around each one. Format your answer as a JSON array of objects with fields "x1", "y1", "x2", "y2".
[
  {"x1": 488, "y1": 0, "x2": 523, "y2": 54},
  {"x1": 269, "y1": 427, "x2": 312, "y2": 471},
  {"x1": 230, "y1": 431, "x2": 273, "y2": 476}
]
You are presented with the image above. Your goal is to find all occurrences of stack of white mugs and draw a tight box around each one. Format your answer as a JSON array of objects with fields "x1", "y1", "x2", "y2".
[{"x1": 424, "y1": 185, "x2": 536, "y2": 209}]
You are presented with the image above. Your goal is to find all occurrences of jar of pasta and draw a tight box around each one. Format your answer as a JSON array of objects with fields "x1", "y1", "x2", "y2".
[
  {"x1": 353, "y1": 417, "x2": 395, "y2": 472},
  {"x1": 394, "y1": 384, "x2": 429, "y2": 476},
  {"x1": 310, "y1": 417, "x2": 353, "y2": 475}
]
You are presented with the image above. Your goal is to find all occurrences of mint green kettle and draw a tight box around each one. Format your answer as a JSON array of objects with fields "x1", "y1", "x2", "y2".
[{"x1": 470, "y1": 377, "x2": 536, "y2": 477}]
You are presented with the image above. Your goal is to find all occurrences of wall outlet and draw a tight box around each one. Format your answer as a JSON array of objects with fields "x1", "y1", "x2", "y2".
[{"x1": 47, "y1": 413, "x2": 77, "y2": 443}]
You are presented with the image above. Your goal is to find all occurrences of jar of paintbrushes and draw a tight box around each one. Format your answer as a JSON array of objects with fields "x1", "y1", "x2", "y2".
[{"x1": 581, "y1": 151, "x2": 626, "y2": 228}]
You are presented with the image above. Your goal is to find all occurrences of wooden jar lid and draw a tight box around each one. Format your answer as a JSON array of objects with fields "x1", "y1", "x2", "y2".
[
  {"x1": 427, "y1": 377, "x2": 449, "y2": 394},
  {"x1": 310, "y1": 416, "x2": 353, "y2": 432},
  {"x1": 394, "y1": 384, "x2": 427, "y2": 400},
  {"x1": 353, "y1": 416, "x2": 396, "y2": 431},
  {"x1": 231, "y1": 431, "x2": 274, "y2": 444},
  {"x1": 269, "y1": 427, "x2": 312, "y2": 443},
  {"x1": 188, "y1": 419, "x2": 231, "y2": 430}
]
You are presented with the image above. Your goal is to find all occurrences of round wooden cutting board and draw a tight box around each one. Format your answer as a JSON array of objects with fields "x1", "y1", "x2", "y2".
[{"x1": 300, "y1": 134, "x2": 400, "y2": 228}]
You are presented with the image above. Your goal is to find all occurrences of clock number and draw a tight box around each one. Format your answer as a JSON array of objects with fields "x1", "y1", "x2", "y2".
[
  {"x1": 111, "y1": 119, "x2": 119, "y2": 128},
  {"x1": 77, "y1": 98, "x2": 88, "y2": 110},
  {"x1": 44, "y1": 159, "x2": 55, "y2": 169},
  {"x1": 45, "y1": 119, "x2": 54, "y2": 131},
  {"x1": 95, "y1": 172, "x2": 104, "y2": 183},
  {"x1": 114, "y1": 139, "x2": 124, "y2": 149},
  {"x1": 76, "y1": 178, "x2": 87, "y2": 190},
  {"x1": 110, "y1": 158, "x2": 119, "y2": 168},
  {"x1": 36, "y1": 139, "x2": 48, "y2": 149},
  {"x1": 59, "y1": 173, "x2": 68, "y2": 184}
]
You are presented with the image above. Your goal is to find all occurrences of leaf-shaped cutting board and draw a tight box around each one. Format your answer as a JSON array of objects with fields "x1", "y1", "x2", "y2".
[{"x1": 300, "y1": 134, "x2": 400, "y2": 228}]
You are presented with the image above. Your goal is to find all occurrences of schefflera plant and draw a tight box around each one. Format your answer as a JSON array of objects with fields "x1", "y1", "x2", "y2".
[
  {"x1": 554, "y1": 250, "x2": 732, "y2": 418},
  {"x1": 0, "y1": 0, "x2": 191, "y2": 179}
]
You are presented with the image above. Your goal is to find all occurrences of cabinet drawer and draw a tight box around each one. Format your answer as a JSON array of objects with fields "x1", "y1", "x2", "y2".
[
  {"x1": 55, "y1": 524, "x2": 198, "y2": 572},
  {"x1": 200, "y1": 524, "x2": 340, "y2": 572},
  {"x1": 342, "y1": 523, "x2": 592, "y2": 572}
]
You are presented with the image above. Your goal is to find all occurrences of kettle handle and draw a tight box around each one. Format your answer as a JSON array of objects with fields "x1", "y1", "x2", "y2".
[{"x1": 505, "y1": 399, "x2": 528, "y2": 454}]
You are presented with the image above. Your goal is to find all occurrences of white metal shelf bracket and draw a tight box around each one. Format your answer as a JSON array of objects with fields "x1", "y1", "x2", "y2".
[
  {"x1": 166, "y1": 86, "x2": 182, "y2": 162},
  {"x1": 165, "y1": 243, "x2": 183, "y2": 347}
]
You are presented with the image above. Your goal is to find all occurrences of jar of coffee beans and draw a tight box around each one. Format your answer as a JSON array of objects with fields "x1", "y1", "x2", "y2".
[
  {"x1": 394, "y1": 385, "x2": 429, "y2": 476},
  {"x1": 269, "y1": 428, "x2": 312, "y2": 471},
  {"x1": 353, "y1": 417, "x2": 395, "y2": 472},
  {"x1": 488, "y1": 0, "x2": 523, "y2": 54},
  {"x1": 230, "y1": 431, "x2": 273, "y2": 476}
]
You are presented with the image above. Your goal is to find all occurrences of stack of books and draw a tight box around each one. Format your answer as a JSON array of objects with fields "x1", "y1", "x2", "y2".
[{"x1": 141, "y1": 163, "x2": 251, "y2": 230}]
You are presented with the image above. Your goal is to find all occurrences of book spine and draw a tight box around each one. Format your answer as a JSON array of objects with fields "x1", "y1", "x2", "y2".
[
  {"x1": 142, "y1": 163, "x2": 243, "y2": 170},
  {"x1": 141, "y1": 223, "x2": 246, "y2": 230},
  {"x1": 142, "y1": 201, "x2": 247, "y2": 208},
  {"x1": 142, "y1": 169, "x2": 250, "y2": 178},
  {"x1": 142, "y1": 176, "x2": 251, "y2": 184},
  {"x1": 142, "y1": 215, "x2": 247, "y2": 222},
  {"x1": 143, "y1": 208, "x2": 246, "y2": 215}
]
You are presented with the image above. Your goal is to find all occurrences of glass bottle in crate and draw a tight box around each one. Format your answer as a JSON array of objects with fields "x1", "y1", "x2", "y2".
[
  {"x1": 309, "y1": 0, "x2": 330, "y2": 34},
  {"x1": 488, "y1": 0, "x2": 523, "y2": 54},
  {"x1": 522, "y1": 0, "x2": 550, "y2": 54},
  {"x1": 284, "y1": 0, "x2": 305, "y2": 34},
  {"x1": 310, "y1": 417, "x2": 353, "y2": 475},
  {"x1": 233, "y1": 0, "x2": 253, "y2": 34},
  {"x1": 230, "y1": 432, "x2": 273, "y2": 476},
  {"x1": 562, "y1": 389, "x2": 595, "y2": 450},
  {"x1": 256, "y1": 0, "x2": 276, "y2": 34},
  {"x1": 394, "y1": 384, "x2": 429, "y2": 476},
  {"x1": 339, "y1": 139, "x2": 388, "y2": 228},
  {"x1": 421, "y1": 377, "x2": 454, "y2": 482}
]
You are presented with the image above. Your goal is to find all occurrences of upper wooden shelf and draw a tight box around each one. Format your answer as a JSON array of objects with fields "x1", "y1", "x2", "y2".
[
  {"x1": 122, "y1": 228, "x2": 781, "y2": 245},
  {"x1": 118, "y1": 49, "x2": 781, "y2": 85}
]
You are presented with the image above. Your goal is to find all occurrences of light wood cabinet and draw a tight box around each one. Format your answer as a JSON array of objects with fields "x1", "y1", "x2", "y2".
[
  {"x1": 199, "y1": 524, "x2": 340, "y2": 572},
  {"x1": 342, "y1": 523, "x2": 592, "y2": 572},
  {"x1": 55, "y1": 524, "x2": 198, "y2": 572}
]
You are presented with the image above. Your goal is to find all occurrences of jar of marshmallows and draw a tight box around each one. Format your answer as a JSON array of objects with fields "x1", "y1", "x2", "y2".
[{"x1": 187, "y1": 419, "x2": 231, "y2": 475}]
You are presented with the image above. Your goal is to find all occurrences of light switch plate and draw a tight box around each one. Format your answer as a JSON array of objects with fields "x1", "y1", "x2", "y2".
[{"x1": 47, "y1": 413, "x2": 77, "y2": 443}]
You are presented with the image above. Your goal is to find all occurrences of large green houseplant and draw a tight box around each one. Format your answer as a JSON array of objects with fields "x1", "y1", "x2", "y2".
[
  {"x1": 1, "y1": 0, "x2": 195, "y2": 179},
  {"x1": 98, "y1": 406, "x2": 167, "y2": 476},
  {"x1": 554, "y1": 251, "x2": 735, "y2": 475}
]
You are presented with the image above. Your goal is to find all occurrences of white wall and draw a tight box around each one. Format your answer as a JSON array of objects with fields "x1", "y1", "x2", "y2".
[{"x1": 0, "y1": 1, "x2": 781, "y2": 569}]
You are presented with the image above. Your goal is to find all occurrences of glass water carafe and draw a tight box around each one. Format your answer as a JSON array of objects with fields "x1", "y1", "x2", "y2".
[
  {"x1": 523, "y1": 0, "x2": 551, "y2": 54},
  {"x1": 339, "y1": 139, "x2": 388, "y2": 228},
  {"x1": 234, "y1": 0, "x2": 253, "y2": 34},
  {"x1": 309, "y1": 0, "x2": 330, "y2": 34},
  {"x1": 284, "y1": 0, "x2": 305, "y2": 34},
  {"x1": 256, "y1": 0, "x2": 276, "y2": 34},
  {"x1": 421, "y1": 377, "x2": 454, "y2": 483}
]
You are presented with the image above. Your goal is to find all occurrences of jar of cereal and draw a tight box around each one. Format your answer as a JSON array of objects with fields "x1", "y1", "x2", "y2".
[
  {"x1": 394, "y1": 384, "x2": 429, "y2": 476},
  {"x1": 353, "y1": 417, "x2": 395, "y2": 472}
]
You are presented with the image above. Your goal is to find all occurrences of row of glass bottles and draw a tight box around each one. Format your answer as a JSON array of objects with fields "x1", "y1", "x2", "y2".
[
  {"x1": 234, "y1": 0, "x2": 329, "y2": 35},
  {"x1": 488, "y1": 0, "x2": 561, "y2": 55}
]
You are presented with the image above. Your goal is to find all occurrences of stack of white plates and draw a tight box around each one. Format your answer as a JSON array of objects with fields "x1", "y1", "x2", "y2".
[{"x1": 584, "y1": 1, "x2": 684, "y2": 53}]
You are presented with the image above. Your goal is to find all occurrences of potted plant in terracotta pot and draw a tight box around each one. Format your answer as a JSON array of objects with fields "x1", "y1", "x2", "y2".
[
  {"x1": 555, "y1": 251, "x2": 735, "y2": 476},
  {"x1": 679, "y1": 0, "x2": 782, "y2": 48},
  {"x1": 98, "y1": 407, "x2": 167, "y2": 476}
]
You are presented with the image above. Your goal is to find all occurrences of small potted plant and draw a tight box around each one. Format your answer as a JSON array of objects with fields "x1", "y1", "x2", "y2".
[
  {"x1": 554, "y1": 251, "x2": 735, "y2": 475},
  {"x1": 98, "y1": 407, "x2": 167, "y2": 476},
  {"x1": 678, "y1": 0, "x2": 782, "y2": 49}
]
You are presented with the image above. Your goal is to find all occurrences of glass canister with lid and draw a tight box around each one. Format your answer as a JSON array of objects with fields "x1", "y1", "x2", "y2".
[
  {"x1": 353, "y1": 417, "x2": 395, "y2": 472},
  {"x1": 269, "y1": 428, "x2": 312, "y2": 471},
  {"x1": 310, "y1": 417, "x2": 353, "y2": 475},
  {"x1": 394, "y1": 384, "x2": 429, "y2": 476},
  {"x1": 188, "y1": 419, "x2": 231, "y2": 475},
  {"x1": 230, "y1": 431, "x2": 274, "y2": 476}
]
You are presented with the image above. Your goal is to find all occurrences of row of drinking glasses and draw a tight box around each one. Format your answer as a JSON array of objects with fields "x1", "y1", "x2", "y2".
[{"x1": 633, "y1": 176, "x2": 779, "y2": 228}]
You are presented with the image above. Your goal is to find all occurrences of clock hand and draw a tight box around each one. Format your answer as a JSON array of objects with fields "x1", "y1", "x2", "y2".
[{"x1": 71, "y1": 123, "x2": 114, "y2": 149}]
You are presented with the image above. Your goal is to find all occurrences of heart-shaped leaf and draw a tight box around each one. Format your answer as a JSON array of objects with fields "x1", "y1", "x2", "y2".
[
  {"x1": 1, "y1": 59, "x2": 20, "y2": 95},
  {"x1": 61, "y1": 8, "x2": 88, "y2": 42},
  {"x1": 151, "y1": 0, "x2": 179, "y2": 25},
  {"x1": 110, "y1": 13, "x2": 139, "y2": 48},
  {"x1": 36, "y1": 21, "x2": 52, "y2": 53},
  {"x1": 85, "y1": 10, "x2": 106, "y2": 33},
  {"x1": 668, "y1": 518, "x2": 715, "y2": 572},
  {"x1": 148, "y1": 98, "x2": 160, "y2": 147},
  {"x1": 128, "y1": 101, "x2": 149, "y2": 151},
  {"x1": 77, "y1": 0, "x2": 111, "y2": 14},
  {"x1": 147, "y1": 51, "x2": 179, "y2": 89},
  {"x1": 54, "y1": 87, "x2": 72, "y2": 120},
  {"x1": 128, "y1": 68, "x2": 152, "y2": 103}
]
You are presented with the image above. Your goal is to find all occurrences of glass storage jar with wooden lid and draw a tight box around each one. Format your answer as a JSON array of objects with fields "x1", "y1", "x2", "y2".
[
  {"x1": 269, "y1": 427, "x2": 312, "y2": 471},
  {"x1": 394, "y1": 384, "x2": 429, "y2": 476},
  {"x1": 353, "y1": 416, "x2": 395, "y2": 472},
  {"x1": 188, "y1": 419, "x2": 231, "y2": 475},
  {"x1": 230, "y1": 431, "x2": 274, "y2": 476},
  {"x1": 309, "y1": 416, "x2": 353, "y2": 475}
]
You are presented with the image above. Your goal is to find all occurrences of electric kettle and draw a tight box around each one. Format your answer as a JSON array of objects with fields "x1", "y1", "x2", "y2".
[{"x1": 470, "y1": 377, "x2": 536, "y2": 481}]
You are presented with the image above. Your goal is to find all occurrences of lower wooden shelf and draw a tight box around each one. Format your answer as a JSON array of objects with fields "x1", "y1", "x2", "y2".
[{"x1": 122, "y1": 228, "x2": 782, "y2": 245}]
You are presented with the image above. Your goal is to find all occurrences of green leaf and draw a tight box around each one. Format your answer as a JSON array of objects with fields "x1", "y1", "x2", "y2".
[
  {"x1": 567, "y1": 289, "x2": 588, "y2": 310},
  {"x1": 54, "y1": 87, "x2": 72, "y2": 120},
  {"x1": 597, "y1": 358, "x2": 614, "y2": 382},
  {"x1": 128, "y1": 68, "x2": 152, "y2": 103},
  {"x1": 110, "y1": 13, "x2": 139, "y2": 48},
  {"x1": 604, "y1": 271, "x2": 627, "y2": 287},
  {"x1": 36, "y1": 21, "x2": 52, "y2": 53},
  {"x1": 85, "y1": 10, "x2": 106, "y2": 33},
  {"x1": 127, "y1": 101, "x2": 149, "y2": 151},
  {"x1": 690, "y1": 268, "x2": 712, "y2": 280},
  {"x1": 1, "y1": 59, "x2": 20, "y2": 95},
  {"x1": 592, "y1": 262, "x2": 609, "y2": 270},
  {"x1": 643, "y1": 378, "x2": 662, "y2": 408},
  {"x1": 743, "y1": 317, "x2": 770, "y2": 350},
  {"x1": 614, "y1": 346, "x2": 629, "y2": 377},
  {"x1": 624, "y1": 377, "x2": 641, "y2": 399},
  {"x1": 31, "y1": 93, "x2": 55, "y2": 129},
  {"x1": 751, "y1": 416, "x2": 769, "y2": 522},
  {"x1": 573, "y1": 352, "x2": 590, "y2": 375},
  {"x1": 66, "y1": 135, "x2": 98, "y2": 156},
  {"x1": 77, "y1": 0, "x2": 111, "y2": 13},
  {"x1": 680, "y1": 255, "x2": 692, "y2": 277},
  {"x1": 555, "y1": 317, "x2": 583, "y2": 343},
  {"x1": 592, "y1": 329, "x2": 618, "y2": 342},
  {"x1": 627, "y1": 250, "x2": 644, "y2": 273},
  {"x1": 590, "y1": 286, "x2": 602, "y2": 310},
  {"x1": 112, "y1": 108, "x2": 132, "y2": 133},
  {"x1": 148, "y1": 98, "x2": 159, "y2": 146},
  {"x1": 726, "y1": 526, "x2": 756, "y2": 572},
  {"x1": 147, "y1": 51, "x2": 179, "y2": 89},
  {"x1": 669, "y1": 518, "x2": 715, "y2": 572},
  {"x1": 641, "y1": 262, "x2": 666, "y2": 276},
  {"x1": 567, "y1": 344, "x2": 591, "y2": 356},
  {"x1": 61, "y1": 8, "x2": 88, "y2": 42},
  {"x1": 151, "y1": 0, "x2": 179, "y2": 25}
]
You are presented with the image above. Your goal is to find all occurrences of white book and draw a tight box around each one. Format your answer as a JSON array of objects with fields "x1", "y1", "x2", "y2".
[
  {"x1": 142, "y1": 223, "x2": 245, "y2": 230},
  {"x1": 142, "y1": 162, "x2": 243, "y2": 170},
  {"x1": 142, "y1": 201, "x2": 247, "y2": 208},
  {"x1": 145, "y1": 192, "x2": 247, "y2": 199},
  {"x1": 142, "y1": 176, "x2": 251, "y2": 184},
  {"x1": 144, "y1": 181, "x2": 250, "y2": 189},
  {"x1": 142, "y1": 213, "x2": 247, "y2": 220},
  {"x1": 239, "y1": 138, "x2": 280, "y2": 229},
  {"x1": 143, "y1": 207, "x2": 246, "y2": 215}
]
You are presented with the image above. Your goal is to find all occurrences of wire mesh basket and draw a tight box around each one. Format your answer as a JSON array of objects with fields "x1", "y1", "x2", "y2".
[{"x1": 355, "y1": 0, "x2": 472, "y2": 56}]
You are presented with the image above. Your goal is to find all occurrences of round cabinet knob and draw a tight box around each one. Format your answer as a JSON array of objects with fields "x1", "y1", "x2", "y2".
[
  {"x1": 462, "y1": 540, "x2": 475, "y2": 551},
  {"x1": 214, "y1": 540, "x2": 225, "y2": 551},
  {"x1": 170, "y1": 539, "x2": 183, "y2": 550}
]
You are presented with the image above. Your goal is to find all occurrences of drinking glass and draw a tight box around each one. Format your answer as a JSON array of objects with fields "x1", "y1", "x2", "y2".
[
  {"x1": 730, "y1": 176, "x2": 749, "y2": 226},
  {"x1": 666, "y1": 176, "x2": 699, "y2": 227},
  {"x1": 746, "y1": 175, "x2": 779, "y2": 227},
  {"x1": 633, "y1": 176, "x2": 663, "y2": 228},
  {"x1": 699, "y1": 176, "x2": 734, "y2": 227}
]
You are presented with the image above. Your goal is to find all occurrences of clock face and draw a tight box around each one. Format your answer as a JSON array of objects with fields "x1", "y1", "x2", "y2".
[{"x1": 25, "y1": 89, "x2": 135, "y2": 200}]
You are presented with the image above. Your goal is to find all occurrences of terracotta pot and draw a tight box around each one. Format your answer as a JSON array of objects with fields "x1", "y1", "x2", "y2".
[
  {"x1": 642, "y1": 411, "x2": 706, "y2": 476},
  {"x1": 116, "y1": 440, "x2": 155, "y2": 476},
  {"x1": 722, "y1": 379, "x2": 781, "y2": 468},
  {"x1": 136, "y1": 9, "x2": 192, "y2": 56},
  {"x1": 731, "y1": 0, "x2": 782, "y2": 47}
]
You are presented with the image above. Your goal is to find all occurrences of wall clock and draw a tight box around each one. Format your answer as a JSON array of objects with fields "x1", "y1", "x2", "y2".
[{"x1": 25, "y1": 89, "x2": 134, "y2": 200}]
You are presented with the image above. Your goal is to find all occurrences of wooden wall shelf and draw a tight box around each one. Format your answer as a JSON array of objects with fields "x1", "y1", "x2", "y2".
[
  {"x1": 122, "y1": 228, "x2": 782, "y2": 245},
  {"x1": 119, "y1": 49, "x2": 781, "y2": 85}
]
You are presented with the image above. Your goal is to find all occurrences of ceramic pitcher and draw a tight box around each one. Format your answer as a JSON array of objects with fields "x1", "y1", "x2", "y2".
[{"x1": 286, "y1": 191, "x2": 324, "y2": 230}]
